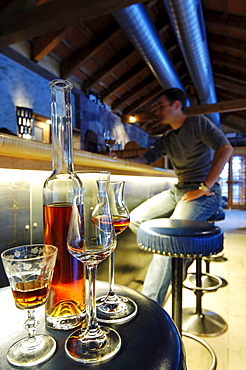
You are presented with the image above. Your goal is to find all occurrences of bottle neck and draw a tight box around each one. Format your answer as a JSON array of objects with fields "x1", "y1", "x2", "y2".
[
  {"x1": 52, "y1": 117, "x2": 74, "y2": 174},
  {"x1": 50, "y1": 81, "x2": 74, "y2": 174}
]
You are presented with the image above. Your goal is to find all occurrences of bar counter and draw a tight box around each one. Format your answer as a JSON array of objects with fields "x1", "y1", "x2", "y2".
[
  {"x1": 0, "y1": 134, "x2": 177, "y2": 289},
  {"x1": 0, "y1": 134, "x2": 175, "y2": 177}
]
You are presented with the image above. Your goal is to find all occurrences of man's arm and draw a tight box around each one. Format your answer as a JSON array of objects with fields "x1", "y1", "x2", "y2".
[
  {"x1": 182, "y1": 144, "x2": 233, "y2": 202},
  {"x1": 127, "y1": 155, "x2": 148, "y2": 164},
  {"x1": 203, "y1": 145, "x2": 233, "y2": 189}
]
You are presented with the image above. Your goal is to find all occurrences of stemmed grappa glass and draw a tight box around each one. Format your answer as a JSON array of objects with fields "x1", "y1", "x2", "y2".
[
  {"x1": 96, "y1": 181, "x2": 138, "y2": 323},
  {"x1": 1, "y1": 244, "x2": 57, "y2": 367},
  {"x1": 103, "y1": 129, "x2": 117, "y2": 156},
  {"x1": 65, "y1": 172, "x2": 121, "y2": 364}
]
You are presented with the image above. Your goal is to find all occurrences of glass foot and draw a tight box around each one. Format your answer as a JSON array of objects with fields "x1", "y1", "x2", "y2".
[
  {"x1": 65, "y1": 326, "x2": 121, "y2": 364},
  {"x1": 7, "y1": 334, "x2": 56, "y2": 367},
  {"x1": 96, "y1": 293, "x2": 138, "y2": 324}
]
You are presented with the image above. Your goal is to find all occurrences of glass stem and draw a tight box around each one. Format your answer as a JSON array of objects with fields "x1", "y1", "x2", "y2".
[
  {"x1": 87, "y1": 265, "x2": 98, "y2": 330},
  {"x1": 108, "y1": 251, "x2": 115, "y2": 293},
  {"x1": 24, "y1": 309, "x2": 39, "y2": 341}
]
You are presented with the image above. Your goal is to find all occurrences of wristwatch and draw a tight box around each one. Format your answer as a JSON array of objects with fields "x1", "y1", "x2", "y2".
[{"x1": 199, "y1": 182, "x2": 211, "y2": 192}]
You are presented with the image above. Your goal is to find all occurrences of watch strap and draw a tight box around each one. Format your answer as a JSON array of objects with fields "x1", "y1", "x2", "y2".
[{"x1": 199, "y1": 182, "x2": 211, "y2": 192}]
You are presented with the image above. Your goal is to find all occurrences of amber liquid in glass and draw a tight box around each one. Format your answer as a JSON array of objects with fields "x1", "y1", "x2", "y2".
[
  {"x1": 12, "y1": 280, "x2": 49, "y2": 309},
  {"x1": 113, "y1": 215, "x2": 130, "y2": 235},
  {"x1": 44, "y1": 203, "x2": 86, "y2": 329},
  {"x1": 91, "y1": 214, "x2": 114, "y2": 232},
  {"x1": 105, "y1": 139, "x2": 116, "y2": 146}
]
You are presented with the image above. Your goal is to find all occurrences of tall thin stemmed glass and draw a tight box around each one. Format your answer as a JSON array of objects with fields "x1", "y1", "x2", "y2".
[
  {"x1": 103, "y1": 129, "x2": 117, "y2": 156},
  {"x1": 96, "y1": 181, "x2": 138, "y2": 323},
  {"x1": 1, "y1": 244, "x2": 57, "y2": 367},
  {"x1": 65, "y1": 172, "x2": 121, "y2": 364}
]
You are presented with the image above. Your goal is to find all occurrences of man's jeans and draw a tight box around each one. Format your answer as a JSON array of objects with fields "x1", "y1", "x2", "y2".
[{"x1": 129, "y1": 182, "x2": 221, "y2": 306}]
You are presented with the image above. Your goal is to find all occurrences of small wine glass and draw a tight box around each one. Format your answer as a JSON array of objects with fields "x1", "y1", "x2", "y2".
[
  {"x1": 96, "y1": 181, "x2": 138, "y2": 323},
  {"x1": 103, "y1": 129, "x2": 117, "y2": 156},
  {"x1": 1, "y1": 244, "x2": 58, "y2": 367},
  {"x1": 65, "y1": 172, "x2": 121, "y2": 364}
]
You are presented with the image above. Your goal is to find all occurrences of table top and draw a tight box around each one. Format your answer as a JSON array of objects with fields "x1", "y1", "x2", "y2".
[{"x1": 0, "y1": 282, "x2": 186, "y2": 370}]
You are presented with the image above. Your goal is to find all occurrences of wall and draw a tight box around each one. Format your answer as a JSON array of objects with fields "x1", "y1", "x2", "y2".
[
  {"x1": 0, "y1": 52, "x2": 149, "y2": 150},
  {"x1": 0, "y1": 54, "x2": 52, "y2": 134},
  {"x1": 79, "y1": 93, "x2": 149, "y2": 151}
]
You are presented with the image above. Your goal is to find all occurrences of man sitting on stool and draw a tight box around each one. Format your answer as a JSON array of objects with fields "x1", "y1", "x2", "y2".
[{"x1": 128, "y1": 88, "x2": 233, "y2": 306}]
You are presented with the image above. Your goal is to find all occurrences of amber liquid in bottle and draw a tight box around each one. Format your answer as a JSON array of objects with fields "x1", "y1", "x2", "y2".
[{"x1": 44, "y1": 203, "x2": 86, "y2": 329}]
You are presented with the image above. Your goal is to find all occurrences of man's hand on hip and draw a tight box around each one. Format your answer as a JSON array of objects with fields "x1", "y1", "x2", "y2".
[{"x1": 181, "y1": 189, "x2": 215, "y2": 202}]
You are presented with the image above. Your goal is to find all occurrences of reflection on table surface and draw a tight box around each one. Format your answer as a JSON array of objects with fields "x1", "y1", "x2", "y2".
[{"x1": 0, "y1": 281, "x2": 186, "y2": 370}]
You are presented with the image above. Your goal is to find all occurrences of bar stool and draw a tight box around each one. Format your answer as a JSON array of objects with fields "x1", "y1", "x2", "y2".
[
  {"x1": 137, "y1": 218, "x2": 224, "y2": 370},
  {"x1": 206, "y1": 207, "x2": 228, "y2": 287},
  {"x1": 187, "y1": 208, "x2": 228, "y2": 291}
]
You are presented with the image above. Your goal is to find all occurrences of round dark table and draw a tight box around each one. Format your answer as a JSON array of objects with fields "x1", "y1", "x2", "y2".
[{"x1": 0, "y1": 282, "x2": 186, "y2": 370}]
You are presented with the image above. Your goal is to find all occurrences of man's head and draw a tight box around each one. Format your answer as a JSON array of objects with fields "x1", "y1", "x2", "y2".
[
  {"x1": 155, "y1": 88, "x2": 188, "y2": 128},
  {"x1": 157, "y1": 88, "x2": 187, "y2": 114}
]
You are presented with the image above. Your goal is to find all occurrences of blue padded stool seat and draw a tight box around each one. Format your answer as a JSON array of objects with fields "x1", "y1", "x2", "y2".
[
  {"x1": 138, "y1": 219, "x2": 225, "y2": 370},
  {"x1": 138, "y1": 219, "x2": 223, "y2": 257}
]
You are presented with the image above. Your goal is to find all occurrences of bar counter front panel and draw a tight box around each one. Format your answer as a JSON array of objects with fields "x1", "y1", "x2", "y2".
[{"x1": 0, "y1": 169, "x2": 176, "y2": 287}]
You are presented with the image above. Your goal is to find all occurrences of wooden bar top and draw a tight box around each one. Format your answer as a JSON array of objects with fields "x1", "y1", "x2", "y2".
[{"x1": 0, "y1": 134, "x2": 175, "y2": 177}]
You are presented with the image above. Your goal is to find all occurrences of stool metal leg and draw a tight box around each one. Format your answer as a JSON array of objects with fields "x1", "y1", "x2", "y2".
[
  {"x1": 171, "y1": 257, "x2": 218, "y2": 370},
  {"x1": 195, "y1": 257, "x2": 203, "y2": 315},
  {"x1": 172, "y1": 257, "x2": 183, "y2": 333},
  {"x1": 183, "y1": 257, "x2": 228, "y2": 336}
]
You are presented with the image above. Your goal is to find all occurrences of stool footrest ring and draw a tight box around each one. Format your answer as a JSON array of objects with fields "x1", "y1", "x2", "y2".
[
  {"x1": 182, "y1": 332, "x2": 217, "y2": 370},
  {"x1": 183, "y1": 272, "x2": 222, "y2": 292},
  {"x1": 204, "y1": 253, "x2": 228, "y2": 263}
]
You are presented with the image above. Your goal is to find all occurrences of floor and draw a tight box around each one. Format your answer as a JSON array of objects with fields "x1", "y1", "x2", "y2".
[{"x1": 98, "y1": 209, "x2": 246, "y2": 370}]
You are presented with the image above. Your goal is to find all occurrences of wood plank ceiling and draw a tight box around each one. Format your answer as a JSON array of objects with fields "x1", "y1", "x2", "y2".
[{"x1": 0, "y1": 0, "x2": 246, "y2": 140}]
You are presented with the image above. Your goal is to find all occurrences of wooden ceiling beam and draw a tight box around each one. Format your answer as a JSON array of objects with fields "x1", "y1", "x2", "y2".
[
  {"x1": 0, "y1": 0, "x2": 26, "y2": 31},
  {"x1": 208, "y1": 33, "x2": 246, "y2": 53},
  {"x1": 82, "y1": 44, "x2": 135, "y2": 91},
  {"x1": 111, "y1": 75, "x2": 156, "y2": 110},
  {"x1": 147, "y1": 121, "x2": 164, "y2": 132},
  {"x1": 31, "y1": 28, "x2": 67, "y2": 61},
  {"x1": 210, "y1": 51, "x2": 246, "y2": 73},
  {"x1": 122, "y1": 98, "x2": 246, "y2": 123},
  {"x1": 61, "y1": 23, "x2": 120, "y2": 79},
  {"x1": 216, "y1": 89, "x2": 245, "y2": 102},
  {"x1": 213, "y1": 66, "x2": 246, "y2": 86},
  {"x1": 214, "y1": 78, "x2": 246, "y2": 97},
  {"x1": 187, "y1": 100, "x2": 246, "y2": 115},
  {"x1": 122, "y1": 86, "x2": 163, "y2": 115},
  {"x1": 140, "y1": 119, "x2": 158, "y2": 130},
  {"x1": 204, "y1": 10, "x2": 246, "y2": 31},
  {"x1": 0, "y1": 0, "x2": 146, "y2": 48},
  {"x1": 101, "y1": 61, "x2": 148, "y2": 99},
  {"x1": 121, "y1": 111, "x2": 159, "y2": 123}
]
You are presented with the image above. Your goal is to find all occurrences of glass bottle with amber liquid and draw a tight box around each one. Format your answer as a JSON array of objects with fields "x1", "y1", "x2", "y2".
[{"x1": 43, "y1": 79, "x2": 86, "y2": 330}]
